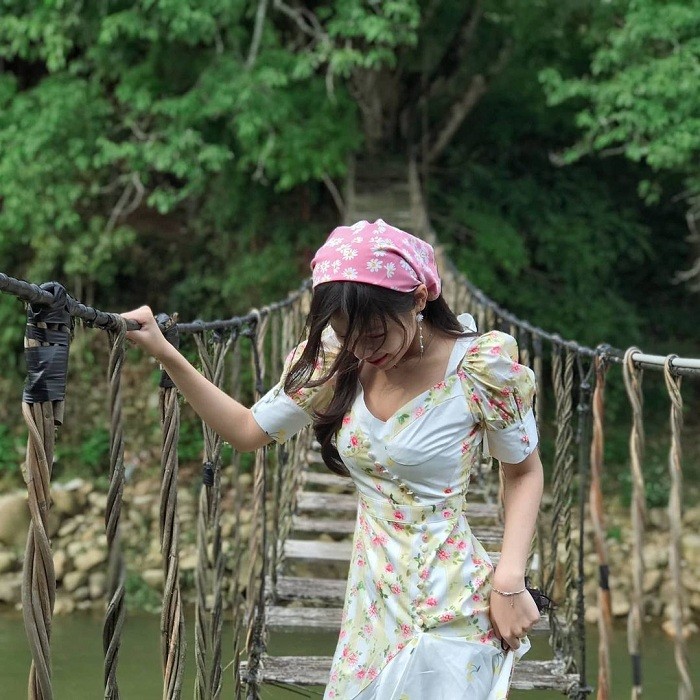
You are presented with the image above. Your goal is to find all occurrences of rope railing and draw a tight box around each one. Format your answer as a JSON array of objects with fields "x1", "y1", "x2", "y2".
[
  {"x1": 1, "y1": 238, "x2": 698, "y2": 700},
  {"x1": 103, "y1": 320, "x2": 128, "y2": 699},
  {"x1": 157, "y1": 316, "x2": 186, "y2": 700}
]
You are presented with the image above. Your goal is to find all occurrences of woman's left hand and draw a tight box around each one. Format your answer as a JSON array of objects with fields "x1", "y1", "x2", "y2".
[{"x1": 488, "y1": 581, "x2": 540, "y2": 651}]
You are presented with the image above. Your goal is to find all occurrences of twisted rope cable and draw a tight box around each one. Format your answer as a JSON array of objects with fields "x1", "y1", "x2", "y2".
[
  {"x1": 104, "y1": 318, "x2": 128, "y2": 700},
  {"x1": 269, "y1": 311, "x2": 284, "y2": 595},
  {"x1": 159, "y1": 377, "x2": 186, "y2": 699},
  {"x1": 574, "y1": 355, "x2": 594, "y2": 698},
  {"x1": 193, "y1": 330, "x2": 234, "y2": 700},
  {"x1": 546, "y1": 345, "x2": 564, "y2": 602},
  {"x1": 226, "y1": 342, "x2": 245, "y2": 700},
  {"x1": 561, "y1": 349, "x2": 576, "y2": 668},
  {"x1": 21, "y1": 397, "x2": 56, "y2": 700},
  {"x1": 194, "y1": 480, "x2": 211, "y2": 700},
  {"x1": 622, "y1": 347, "x2": 645, "y2": 700},
  {"x1": 663, "y1": 358, "x2": 693, "y2": 700},
  {"x1": 244, "y1": 315, "x2": 269, "y2": 700},
  {"x1": 590, "y1": 355, "x2": 612, "y2": 700},
  {"x1": 547, "y1": 344, "x2": 575, "y2": 663}
]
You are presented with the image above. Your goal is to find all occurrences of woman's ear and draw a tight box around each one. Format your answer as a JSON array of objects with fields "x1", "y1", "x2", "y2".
[{"x1": 413, "y1": 284, "x2": 429, "y2": 312}]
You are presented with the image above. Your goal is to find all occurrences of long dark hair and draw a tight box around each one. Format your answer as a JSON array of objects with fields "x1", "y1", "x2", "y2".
[{"x1": 284, "y1": 282, "x2": 465, "y2": 476}]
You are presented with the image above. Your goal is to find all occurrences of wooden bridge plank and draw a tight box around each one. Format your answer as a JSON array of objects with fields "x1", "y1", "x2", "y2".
[
  {"x1": 284, "y1": 539, "x2": 353, "y2": 562},
  {"x1": 242, "y1": 655, "x2": 579, "y2": 692},
  {"x1": 302, "y1": 471, "x2": 356, "y2": 490},
  {"x1": 266, "y1": 604, "x2": 554, "y2": 634},
  {"x1": 283, "y1": 539, "x2": 501, "y2": 565},
  {"x1": 292, "y1": 515, "x2": 356, "y2": 535},
  {"x1": 273, "y1": 576, "x2": 347, "y2": 602},
  {"x1": 296, "y1": 492, "x2": 500, "y2": 520}
]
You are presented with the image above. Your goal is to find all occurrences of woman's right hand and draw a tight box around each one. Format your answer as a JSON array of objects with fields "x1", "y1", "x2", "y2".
[{"x1": 121, "y1": 306, "x2": 171, "y2": 361}]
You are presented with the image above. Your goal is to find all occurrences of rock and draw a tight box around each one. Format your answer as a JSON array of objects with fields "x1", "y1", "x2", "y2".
[
  {"x1": 180, "y1": 551, "x2": 198, "y2": 571},
  {"x1": 88, "y1": 572, "x2": 106, "y2": 599},
  {"x1": 53, "y1": 550, "x2": 69, "y2": 580},
  {"x1": 643, "y1": 541, "x2": 668, "y2": 569},
  {"x1": 681, "y1": 569, "x2": 700, "y2": 594},
  {"x1": 66, "y1": 541, "x2": 84, "y2": 559},
  {"x1": 0, "y1": 573, "x2": 22, "y2": 604},
  {"x1": 142, "y1": 569, "x2": 164, "y2": 590},
  {"x1": 648, "y1": 508, "x2": 669, "y2": 530},
  {"x1": 53, "y1": 594, "x2": 76, "y2": 615},
  {"x1": 584, "y1": 605, "x2": 598, "y2": 624},
  {"x1": 63, "y1": 570, "x2": 87, "y2": 593},
  {"x1": 682, "y1": 533, "x2": 700, "y2": 566},
  {"x1": 238, "y1": 473, "x2": 253, "y2": 489},
  {"x1": 682, "y1": 505, "x2": 700, "y2": 528},
  {"x1": 611, "y1": 596, "x2": 630, "y2": 618},
  {"x1": 73, "y1": 585, "x2": 90, "y2": 601},
  {"x1": 50, "y1": 487, "x2": 81, "y2": 518},
  {"x1": 0, "y1": 551, "x2": 17, "y2": 574},
  {"x1": 58, "y1": 517, "x2": 81, "y2": 538},
  {"x1": 73, "y1": 548, "x2": 106, "y2": 572},
  {"x1": 643, "y1": 569, "x2": 663, "y2": 594},
  {"x1": 661, "y1": 618, "x2": 698, "y2": 640},
  {"x1": 0, "y1": 493, "x2": 30, "y2": 547},
  {"x1": 87, "y1": 492, "x2": 108, "y2": 511}
]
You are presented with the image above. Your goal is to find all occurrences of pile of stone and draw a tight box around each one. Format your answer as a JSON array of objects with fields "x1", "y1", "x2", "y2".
[
  {"x1": 0, "y1": 475, "x2": 254, "y2": 616},
  {"x1": 0, "y1": 478, "x2": 698, "y2": 637}
]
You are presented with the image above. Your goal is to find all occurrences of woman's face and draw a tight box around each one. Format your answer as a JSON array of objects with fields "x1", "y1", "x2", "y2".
[{"x1": 329, "y1": 310, "x2": 418, "y2": 369}]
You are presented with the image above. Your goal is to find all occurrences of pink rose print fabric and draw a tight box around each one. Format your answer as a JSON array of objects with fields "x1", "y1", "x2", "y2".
[{"x1": 251, "y1": 314, "x2": 539, "y2": 699}]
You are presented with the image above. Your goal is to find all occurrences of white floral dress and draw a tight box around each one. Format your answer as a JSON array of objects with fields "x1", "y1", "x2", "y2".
[{"x1": 251, "y1": 314, "x2": 539, "y2": 700}]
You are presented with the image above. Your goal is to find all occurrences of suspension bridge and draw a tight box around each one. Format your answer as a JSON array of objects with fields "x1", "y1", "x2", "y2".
[{"x1": 0, "y1": 158, "x2": 698, "y2": 699}]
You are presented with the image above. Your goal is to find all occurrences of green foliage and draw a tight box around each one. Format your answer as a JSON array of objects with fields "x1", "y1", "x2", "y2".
[
  {"x1": 618, "y1": 449, "x2": 671, "y2": 509},
  {"x1": 54, "y1": 426, "x2": 111, "y2": 479},
  {"x1": 0, "y1": 424, "x2": 24, "y2": 476},
  {"x1": 540, "y1": 0, "x2": 700, "y2": 228},
  {"x1": 124, "y1": 571, "x2": 161, "y2": 614},
  {"x1": 431, "y1": 0, "x2": 691, "y2": 348}
]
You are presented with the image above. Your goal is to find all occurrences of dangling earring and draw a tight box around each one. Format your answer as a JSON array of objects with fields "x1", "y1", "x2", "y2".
[{"x1": 416, "y1": 312, "x2": 424, "y2": 357}]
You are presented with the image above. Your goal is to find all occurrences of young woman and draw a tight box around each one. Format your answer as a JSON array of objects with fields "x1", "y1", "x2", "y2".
[{"x1": 123, "y1": 219, "x2": 543, "y2": 699}]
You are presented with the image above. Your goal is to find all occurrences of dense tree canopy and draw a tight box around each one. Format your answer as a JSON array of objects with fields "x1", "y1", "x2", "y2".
[
  {"x1": 0, "y1": 0, "x2": 695, "y2": 375},
  {"x1": 541, "y1": 0, "x2": 700, "y2": 289}
]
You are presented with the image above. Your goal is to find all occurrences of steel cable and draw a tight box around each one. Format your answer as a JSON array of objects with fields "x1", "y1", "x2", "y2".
[{"x1": 622, "y1": 347, "x2": 645, "y2": 700}]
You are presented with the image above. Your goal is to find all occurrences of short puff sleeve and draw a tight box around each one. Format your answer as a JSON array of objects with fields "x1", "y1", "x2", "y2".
[
  {"x1": 251, "y1": 326, "x2": 340, "y2": 443},
  {"x1": 459, "y1": 330, "x2": 538, "y2": 464}
]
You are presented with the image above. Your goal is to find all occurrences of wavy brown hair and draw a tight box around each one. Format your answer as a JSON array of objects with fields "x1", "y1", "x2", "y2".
[{"x1": 284, "y1": 282, "x2": 466, "y2": 476}]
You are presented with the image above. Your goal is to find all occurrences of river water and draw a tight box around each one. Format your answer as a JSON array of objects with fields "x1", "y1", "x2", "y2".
[{"x1": 0, "y1": 608, "x2": 697, "y2": 698}]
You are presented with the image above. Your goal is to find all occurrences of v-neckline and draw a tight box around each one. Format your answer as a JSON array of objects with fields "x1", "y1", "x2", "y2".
[{"x1": 357, "y1": 335, "x2": 471, "y2": 425}]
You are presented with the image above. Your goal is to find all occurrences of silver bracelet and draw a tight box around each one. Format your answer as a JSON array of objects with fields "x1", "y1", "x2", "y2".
[{"x1": 492, "y1": 586, "x2": 526, "y2": 607}]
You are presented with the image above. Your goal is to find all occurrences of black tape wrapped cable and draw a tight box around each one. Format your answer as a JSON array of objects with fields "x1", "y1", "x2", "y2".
[
  {"x1": 22, "y1": 282, "x2": 71, "y2": 405},
  {"x1": 156, "y1": 312, "x2": 179, "y2": 389}
]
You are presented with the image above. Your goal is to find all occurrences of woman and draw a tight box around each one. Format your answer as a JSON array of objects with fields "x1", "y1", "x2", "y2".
[{"x1": 123, "y1": 219, "x2": 543, "y2": 699}]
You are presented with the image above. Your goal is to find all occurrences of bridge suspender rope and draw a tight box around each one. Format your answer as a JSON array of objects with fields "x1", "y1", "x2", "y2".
[
  {"x1": 157, "y1": 315, "x2": 187, "y2": 700},
  {"x1": 1, "y1": 268, "x2": 698, "y2": 699},
  {"x1": 664, "y1": 361, "x2": 694, "y2": 700},
  {"x1": 20, "y1": 282, "x2": 71, "y2": 700},
  {"x1": 623, "y1": 348, "x2": 645, "y2": 700},
  {"x1": 104, "y1": 319, "x2": 128, "y2": 699},
  {"x1": 589, "y1": 356, "x2": 612, "y2": 700}
]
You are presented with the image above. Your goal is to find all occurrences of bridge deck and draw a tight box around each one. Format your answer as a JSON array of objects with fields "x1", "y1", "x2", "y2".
[{"x1": 250, "y1": 443, "x2": 581, "y2": 696}]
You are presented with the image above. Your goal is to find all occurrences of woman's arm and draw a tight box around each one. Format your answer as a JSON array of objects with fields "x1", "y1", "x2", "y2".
[
  {"x1": 122, "y1": 306, "x2": 271, "y2": 452},
  {"x1": 489, "y1": 449, "x2": 544, "y2": 650}
]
